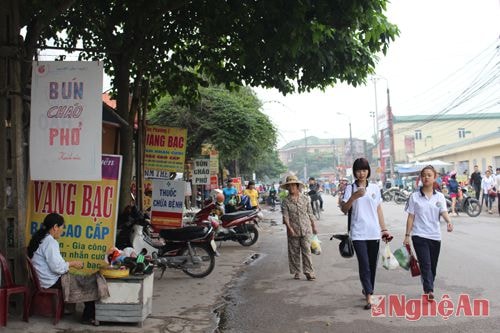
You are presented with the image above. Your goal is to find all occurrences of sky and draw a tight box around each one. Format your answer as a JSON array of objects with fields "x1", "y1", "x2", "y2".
[
  {"x1": 255, "y1": 0, "x2": 500, "y2": 148},
  {"x1": 37, "y1": 0, "x2": 499, "y2": 149}
]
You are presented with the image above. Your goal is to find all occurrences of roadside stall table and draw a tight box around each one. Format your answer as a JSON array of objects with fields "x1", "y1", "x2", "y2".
[{"x1": 95, "y1": 273, "x2": 154, "y2": 327}]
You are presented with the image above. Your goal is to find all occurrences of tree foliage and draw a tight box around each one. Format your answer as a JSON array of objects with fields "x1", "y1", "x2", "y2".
[
  {"x1": 36, "y1": 0, "x2": 398, "y2": 210},
  {"x1": 148, "y1": 86, "x2": 283, "y2": 180}
]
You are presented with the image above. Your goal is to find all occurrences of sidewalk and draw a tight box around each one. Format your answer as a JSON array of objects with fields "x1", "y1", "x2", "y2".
[{"x1": 3, "y1": 208, "x2": 279, "y2": 333}]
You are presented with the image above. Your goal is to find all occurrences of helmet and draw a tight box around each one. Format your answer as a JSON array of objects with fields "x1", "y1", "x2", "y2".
[
  {"x1": 449, "y1": 170, "x2": 457, "y2": 177},
  {"x1": 215, "y1": 192, "x2": 224, "y2": 203}
]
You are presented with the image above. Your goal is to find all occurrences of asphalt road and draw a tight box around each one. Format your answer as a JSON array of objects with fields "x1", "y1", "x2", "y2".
[
  {"x1": 4, "y1": 194, "x2": 498, "y2": 333},
  {"x1": 218, "y1": 194, "x2": 500, "y2": 333}
]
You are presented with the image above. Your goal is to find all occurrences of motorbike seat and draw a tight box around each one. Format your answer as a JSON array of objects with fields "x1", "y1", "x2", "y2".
[
  {"x1": 221, "y1": 210, "x2": 256, "y2": 223},
  {"x1": 160, "y1": 226, "x2": 209, "y2": 241}
]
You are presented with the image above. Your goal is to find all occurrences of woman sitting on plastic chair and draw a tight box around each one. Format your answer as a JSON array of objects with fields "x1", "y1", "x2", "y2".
[{"x1": 27, "y1": 213, "x2": 95, "y2": 325}]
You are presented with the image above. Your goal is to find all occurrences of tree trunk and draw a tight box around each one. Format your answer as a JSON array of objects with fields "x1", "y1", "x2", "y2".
[{"x1": 114, "y1": 58, "x2": 134, "y2": 214}]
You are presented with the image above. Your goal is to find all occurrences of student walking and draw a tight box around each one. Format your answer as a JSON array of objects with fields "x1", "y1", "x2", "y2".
[
  {"x1": 341, "y1": 158, "x2": 392, "y2": 309},
  {"x1": 404, "y1": 165, "x2": 453, "y2": 300}
]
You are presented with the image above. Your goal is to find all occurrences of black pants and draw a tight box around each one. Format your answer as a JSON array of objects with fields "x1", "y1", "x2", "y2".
[
  {"x1": 473, "y1": 184, "x2": 481, "y2": 200},
  {"x1": 353, "y1": 240, "x2": 380, "y2": 295},
  {"x1": 412, "y1": 236, "x2": 441, "y2": 293},
  {"x1": 498, "y1": 193, "x2": 500, "y2": 215}
]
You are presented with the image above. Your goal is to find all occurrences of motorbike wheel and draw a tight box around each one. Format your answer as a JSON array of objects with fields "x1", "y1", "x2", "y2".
[
  {"x1": 394, "y1": 193, "x2": 406, "y2": 205},
  {"x1": 382, "y1": 193, "x2": 392, "y2": 202},
  {"x1": 180, "y1": 244, "x2": 215, "y2": 278},
  {"x1": 237, "y1": 224, "x2": 259, "y2": 247},
  {"x1": 465, "y1": 199, "x2": 481, "y2": 217}
]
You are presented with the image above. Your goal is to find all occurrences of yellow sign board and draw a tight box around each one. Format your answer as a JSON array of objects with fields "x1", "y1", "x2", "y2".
[
  {"x1": 145, "y1": 126, "x2": 187, "y2": 173},
  {"x1": 25, "y1": 155, "x2": 122, "y2": 275}
]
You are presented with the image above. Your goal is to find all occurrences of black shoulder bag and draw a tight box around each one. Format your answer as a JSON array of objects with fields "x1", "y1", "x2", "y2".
[{"x1": 331, "y1": 184, "x2": 355, "y2": 258}]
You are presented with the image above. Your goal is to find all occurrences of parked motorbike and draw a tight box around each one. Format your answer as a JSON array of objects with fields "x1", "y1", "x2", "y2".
[
  {"x1": 381, "y1": 187, "x2": 400, "y2": 202},
  {"x1": 393, "y1": 188, "x2": 411, "y2": 204},
  {"x1": 115, "y1": 206, "x2": 217, "y2": 278},
  {"x1": 192, "y1": 201, "x2": 262, "y2": 246},
  {"x1": 445, "y1": 186, "x2": 481, "y2": 217}
]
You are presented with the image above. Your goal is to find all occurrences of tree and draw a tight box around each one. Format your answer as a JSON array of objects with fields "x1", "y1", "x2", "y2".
[
  {"x1": 252, "y1": 150, "x2": 287, "y2": 182},
  {"x1": 43, "y1": 0, "x2": 398, "y2": 211},
  {"x1": 148, "y1": 85, "x2": 279, "y2": 178}
]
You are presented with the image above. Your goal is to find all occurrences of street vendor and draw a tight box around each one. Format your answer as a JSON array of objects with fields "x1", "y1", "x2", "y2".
[{"x1": 27, "y1": 213, "x2": 97, "y2": 325}]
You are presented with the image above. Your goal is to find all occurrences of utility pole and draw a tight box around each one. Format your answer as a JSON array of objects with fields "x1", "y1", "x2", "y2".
[
  {"x1": 303, "y1": 129, "x2": 308, "y2": 180},
  {"x1": 348, "y1": 121, "x2": 354, "y2": 165},
  {"x1": 387, "y1": 87, "x2": 395, "y2": 180}
]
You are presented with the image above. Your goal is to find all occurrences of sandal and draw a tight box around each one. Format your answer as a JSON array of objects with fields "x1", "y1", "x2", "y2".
[
  {"x1": 364, "y1": 303, "x2": 372, "y2": 310},
  {"x1": 305, "y1": 273, "x2": 316, "y2": 281},
  {"x1": 293, "y1": 273, "x2": 300, "y2": 280}
]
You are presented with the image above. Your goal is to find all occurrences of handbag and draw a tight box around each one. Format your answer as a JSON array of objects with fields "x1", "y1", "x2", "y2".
[
  {"x1": 488, "y1": 188, "x2": 497, "y2": 198},
  {"x1": 330, "y1": 185, "x2": 355, "y2": 258},
  {"x1": 339, "y1": 235, "x2": 354, "y2": 258},
  {"x1": 405, "y1": 243, "x2": 421, "y2": 277},
  {"x1": 330, "y1": 202, "x2": 354, "y2": 258}
]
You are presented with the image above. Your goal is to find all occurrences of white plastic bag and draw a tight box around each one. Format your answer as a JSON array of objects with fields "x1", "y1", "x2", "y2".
[
  {"x1": 310, "y1": 234, "x2": 321, "y2": 255},
  {"x1": 381, "y1": 243, "x2": 399, "y2": 270}
]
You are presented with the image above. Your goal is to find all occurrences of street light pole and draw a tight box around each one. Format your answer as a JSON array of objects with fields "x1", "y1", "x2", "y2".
[
  {"x1": 303, "y1": 129, "x2": 308, "y2": 180},
  {"x1": 349, "y1": 120, "x2": 353, "y2": 165},
  {"x1": 369, "y1": 111, "x2": 376, "y2": 143},
  {"x1": 336, "y1": 112, "x2": 353, "y2": 166}
]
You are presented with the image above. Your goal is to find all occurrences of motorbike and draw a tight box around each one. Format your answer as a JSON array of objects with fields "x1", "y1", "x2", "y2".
[
  {"x1": 445, "y1": 186, "x2": 481, "y2": 217},
  {"x1": 393, "y1": 188, "x2": 411, "y2": 204},
  {"x1": 307, "y1": 190, "x2": 321, "y2": 220},
  {"x1": 381, "y1": 187, "x2": 400, "y2": 202},
  {"x1": 115, "y1": 206, "x2": 217, "y2": 278},
  {"x1": 192, "y1": 200, "x2": 262, "y2": 246}
]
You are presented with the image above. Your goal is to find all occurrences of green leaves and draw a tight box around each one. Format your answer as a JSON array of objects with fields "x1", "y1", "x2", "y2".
[{"x1": 148, "y1": 85, "x2": 279, "y2": 177}]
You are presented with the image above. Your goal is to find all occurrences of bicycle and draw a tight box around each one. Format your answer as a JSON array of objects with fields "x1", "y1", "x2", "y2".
[{"x1": 308, "y1": 190, "x2": 321, "y2": 220}]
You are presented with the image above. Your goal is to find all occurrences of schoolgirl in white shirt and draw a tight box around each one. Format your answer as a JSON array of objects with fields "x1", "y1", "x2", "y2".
[
  {"x1": 342, "y1": 158, "x2": 392, "y2": 310},
  {"x1": 404, "y1": 165, "x2": 453, "y2": 300}
]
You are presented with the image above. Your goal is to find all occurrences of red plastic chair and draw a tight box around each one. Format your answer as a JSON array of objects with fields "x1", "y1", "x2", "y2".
[
  {"x1": 0, "y1": 252, "x2": 29, "y2": 326},
  {"x1": 25, "y1": 256, "x2": 64, "y2": 325}
]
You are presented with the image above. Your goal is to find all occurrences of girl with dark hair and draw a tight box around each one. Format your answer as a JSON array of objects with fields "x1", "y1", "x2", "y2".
[
  {"x1": 28, "y1": 213, "x2": 96, "y2": 324},
  {"x1": 447, "y1": 171, "x2": 459, "y2": 216},
  {"x1": 341, "y1": 158, "x2": 392, "y2": 309},
  {"x1": 404, "y1": 165, "x2": 453, "y2": 300}
]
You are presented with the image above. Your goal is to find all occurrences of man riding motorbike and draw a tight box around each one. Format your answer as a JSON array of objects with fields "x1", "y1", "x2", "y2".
[{"x1": 308, "y1": 177, "x2": 324, "y2": 211}]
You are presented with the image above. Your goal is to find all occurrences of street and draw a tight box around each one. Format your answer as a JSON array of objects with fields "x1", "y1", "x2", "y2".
[
  {"x1": 219, "y1": 194, "x2": 500, "y2": 333},
  {"x1": 4, "y1": 194, "x2": 499, "y2": 333}
]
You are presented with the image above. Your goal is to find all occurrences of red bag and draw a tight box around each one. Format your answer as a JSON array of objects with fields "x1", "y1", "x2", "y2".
[{"x1": 405, "y1": 243, "x2": 421, "y2": 277}]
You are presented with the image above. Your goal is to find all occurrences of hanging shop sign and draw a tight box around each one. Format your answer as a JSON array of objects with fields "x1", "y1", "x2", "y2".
[
  {"x1": 30, "y1": 61, "x2": 103, "y2": 180},
  {"x1": 25, "y1": 154, "x2": 122, "y2": 275},
  {"x1": 193, "y1": 158, "x2": 210, "y2": 185},
  {"x1": 151, "y1": 179, "x2": 185, "y2": 229},
  {"x1": 144, "y1": 126, "x2": 187, "y2": 176}
]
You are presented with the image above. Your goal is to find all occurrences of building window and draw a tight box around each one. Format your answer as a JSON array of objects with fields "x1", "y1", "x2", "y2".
[
  {"x1": 415, "y1": 130, "x2": 422, "y2": 140},
  {"x1": 458, "y1": 128, "x2": 466, "y2": 138}
]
